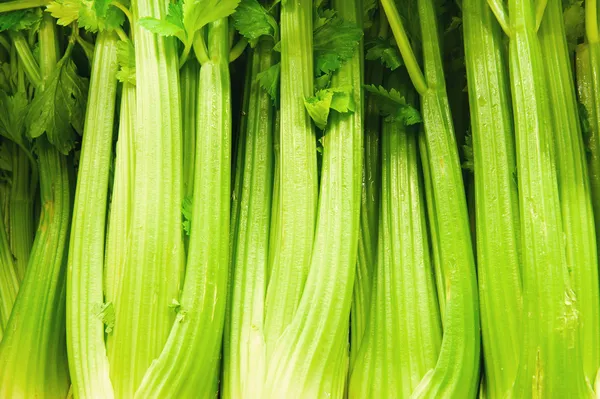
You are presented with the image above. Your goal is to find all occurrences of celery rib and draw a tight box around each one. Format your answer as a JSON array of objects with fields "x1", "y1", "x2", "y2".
[
  {"x1": 349, "y1": 75, "x2": 441, "y2": 399},
  {"x1": 66, "y1": 30, "x2": 119, "y2": 399},
  {"x1": 539, "y1": 0, "x2": 600, "y2": 387},
  {"x1": 502, "y1": 0, "x2": 590, "y2": 395},
  {"x1": 133, "y1": 19, "x2": 232, "y2": 398},
  {"x1": 223, "y1": 36, "x2": 275, "y2": 399},
  {"x1": 0, "y1": 15, "x2": 71, "y2": 397},
  {"x1": 264, "y1": 0, "x2": 362, "y2": 397},
  {"x1": 383, "y1": 0, "x2": 480, "y2": 395},
  {"x1": 107, "y1": 0, "x2": 185, "y2": 395},
  {"x1": 0, "y1": 201, "x2": 18, "y2": 339},
  {"x1": 350, "y1": 62, "x2": 382, "y2": 365},
  {"x1": 463, "y1": 0, "x2": 523, "y2": 395},
  {"x1": 263, "y1": 0, "x2": 318, "y2": 356}
]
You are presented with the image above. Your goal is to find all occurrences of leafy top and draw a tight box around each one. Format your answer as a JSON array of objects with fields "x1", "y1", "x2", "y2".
[
  {"x1": 46, "y1": 0, "x2": 125, "y2": 32},
  {"x1": 0, "y1": 9, "x2": 42, "y2": 33},
  {"x1": 363, "y1": 84, "x2": 422, "y2": 125},
  {"x1": 232, "y1": 0, "x2": 278, "y2": 47}
]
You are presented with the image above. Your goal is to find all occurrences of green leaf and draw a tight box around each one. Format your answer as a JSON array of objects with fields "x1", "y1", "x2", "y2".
[
  {"x1": 93, "y1": 302, "x2": 115, "y2": 334},
  {"x1": 0, "y1": 9, "x2": 42, "y2": 32},
  {"x1": 462, "y1": 132, "x2": 474, "y2": 172},
  {"x1": 116, "y1": 40, "x2": 136, "y2": 85},
  {"x1": 232, "y1": 0, "x2": 277, "y2": 46},
  {"x1": 26, "y1": 59, "x2": 89, "y2": 154},
  {"x1": 183, "y1": 0, "x2": 240, "y2": 41},
  {"x1": 0, "y1": 91, "x2": 29, "y2": 148},
  {"x1": 257, "y1": 62, "x2": 280, "y2": 103},
  {"x1": 47, "y1": 0, "x2": 125, "y2": 32},
  {"x1": 304, "y1": 85, "x2": 355, "y2": 130},
  {"x1": 313, "y1": 13, "x2": 363, "y2": 76},
  {"x1": 363, "y1": 84, "x2": 422, "y2": 125},
  {"x1": 182, "y1": 195, "x2": 193, "y2": 235},
  {"x1": 138, "y1": 1, "x2": 186, "y2": 42},
  {"x1": 0, "y1": 142, "x2": 12, "y2": 172},
  {"x1": 365, "y1": 38, "x2": 402, "y2": 70}
]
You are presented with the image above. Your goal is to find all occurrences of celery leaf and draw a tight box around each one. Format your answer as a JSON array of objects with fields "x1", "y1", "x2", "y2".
[
  {"x1": 304, "y1": 86, "x2": 355, "y2": 130},
  {"x1": 0, "y1": 9, "x2": 42, "y2": 32},
  {"x1": 257, "y1": 62, "x2": 280, "y2": 103},
  {"x1": 364, "y1": 84, "x2": 422, "y2": 125},
  {"x1": 313, "y1": 14, "x2": 363, "y2": 75},
  {"x1": 182, "y1": 0, "x2": 240, "y2": 40},
  {"x1": 232, "y1": 0, "x2": 277, "y2": 46},
  {"x1": 138, "y1": 1, "x2": 186, "y2": 43},
  {"x1": 116, "y1": 40, "x2": 136, "y2": 85},
  {"x1": 182, "y1": 196, "x2": 193, "y2": 235},
  {"x1": 47, "y1": 0, "x2": 125, "y2": 32},
  {"x1": 27, "y1": 59, "x2": 89, "y2": 154},
  {"x1": 365, "y1": 38, "x2": 402, "y2": 71},
  {"x1": 0, "y1": 91, "x2": 29, "y2": 148},
  {"x1": 0, "y1": 142, "x2": 11, "y2": 172}
]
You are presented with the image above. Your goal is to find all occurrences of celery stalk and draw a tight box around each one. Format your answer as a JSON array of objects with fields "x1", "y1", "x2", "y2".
[
  {"x1": 66, "y1": 30, "x2": 119, "y2": 398},
  {"x1": 539, "y1": 0, "x2": 600, "y2": 388},
  {"x1": 0, "y1": 14, "x2": 71, "y2": 397},
  {"x1": 382, "y1": 0, "x2": 481, "y2": 395},
  {"x1": 223, "y1": 36, "x2": 276, "y2": 399},
  {"x1": 463, "y1": 0, "x2": 523, "y2": 395},
  {"x1": 263, "y1": 0, "x2": 318, "y2": 354},
  {"x1": 0, "y1": 202, "x2": 18, "y2": 339},
  {"x1": 349, "y1": 74, "x2": 442, "y2": 398},
  {"x1": 264, "y1": 0, "x2": 362, "y2": 396},
  {"x1": 133, "y1": 18, "x2": 232, "y2": 398}
]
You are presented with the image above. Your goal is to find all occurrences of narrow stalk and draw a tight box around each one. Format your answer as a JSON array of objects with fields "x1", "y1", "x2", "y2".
[
  {"x1": 104, "y1": 83, "x2": 136, "y2": 304},
  {"x1": 8, "y1": 31, "x2": 42, "y2": 89},
  {"x1": 463, "y1": 0, "x2": 522, "y2": 395},
  {"x1": 0, "y1": 0, "x2": 49, "y2": 13},
  {"x1": 180, "y1": 58, "x2": 199, "y2": 200},
  {"x1": 107, "y1": 0, "x2": 185, "y2": 395},
  {"x1": 222, "y1": 36, "x2": 276, "y2": 399},
  {"x1": 66, "y1": 30, "x2": 119, "y2": 398},
  {"x1": 8, "y1": 143, "x2": 34, "y2": 281},
  {"x1": 0, "y1": 201, "x2": 18, "y2": 340},
  {"x1": 350, "y1": 61, "x2": 382, "y2": 366},
  {"x1": 134, "y1": 19, "x2": 232, "y2": 398}
]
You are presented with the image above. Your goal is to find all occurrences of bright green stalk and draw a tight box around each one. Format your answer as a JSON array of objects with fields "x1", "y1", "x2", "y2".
[
  {"x1": 263, "y1": 0, "x2": 318, "y2": 354},
  {"x1": 539, "y1": 0, "x2": 599, "y2": 388},
  {"x1": 382, "y1": 0, "x2": 480, "y2": 396},
  {"x1": 66, "y1": 30, "x2": 119, "y2": 399},
  {"x1": 463, "y1": 0, "x2": 522, "y2": 396},
  {"x1": 493, "y1": 0, "x2": 591, "y2": 395},
  {"x1": 107, "y1": 0, "x2": 185, "y2": 395},
  {"x1": 181, "y1": 58, "x2": 198, "y2": 200},
  {"x1": 133, "y1": 18, "x2": 231, "y2": 398},
  {"x1": 350, "y1": 61, "x2": 381, "y2": 365},
  {"x1": 222, "y1": 36, "x2": 275, "y2": 399},
  {"x1": 349, "y1": 75, "x2": 441, "y2": 399},
  {"x1": 8, "y1": 143, "x2": 34, "y2": 280},
  {"x1": 264, "y1": 0, "x2": 362, "y2": 397},
  {"x1": 0, "y1": 0, "x2": 49, "y2": 13},
  {"x1": 0, "y1": 201, "x2": 18, "y2": 340},
  {"x1": 0, "y1": 14, "x2": 71, "y2": 397},
  {"x1": 105, "y1": 82, "x2": 136, "y2": 303},
  {"x1": 580, "y1": 7, "x2": 600, "y2": 371},
  {"x1": 8, "y1": 31, "x2": 42, "y2": 90}
]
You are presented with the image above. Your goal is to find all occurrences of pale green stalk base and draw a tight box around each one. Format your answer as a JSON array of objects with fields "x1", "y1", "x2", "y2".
[{"x1": 66, "y1": 30, "x2": 119, "y2": 399}]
